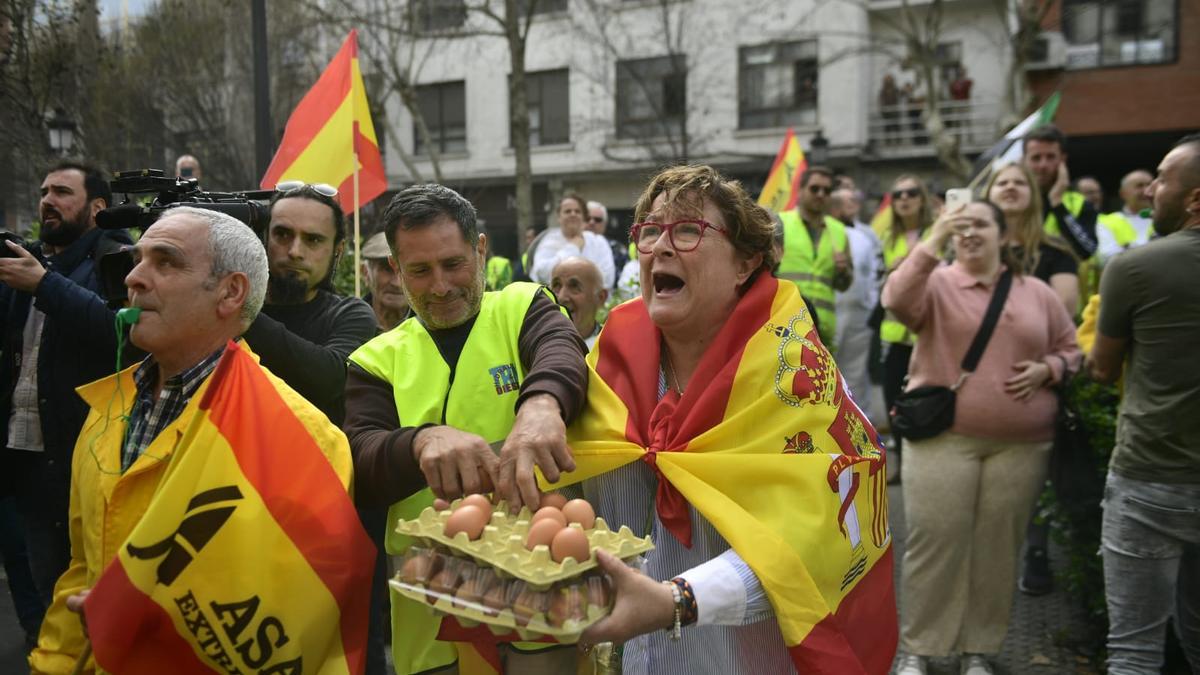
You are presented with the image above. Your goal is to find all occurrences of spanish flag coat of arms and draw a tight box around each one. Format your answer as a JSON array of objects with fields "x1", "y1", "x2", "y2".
[{"x1": 558, "y1": 274, "x2": 897, "y2": 673}]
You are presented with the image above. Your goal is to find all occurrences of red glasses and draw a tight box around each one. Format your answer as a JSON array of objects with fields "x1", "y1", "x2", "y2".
[{"x1": 629, "y1": 220, "x2": 728, "y2": 254}]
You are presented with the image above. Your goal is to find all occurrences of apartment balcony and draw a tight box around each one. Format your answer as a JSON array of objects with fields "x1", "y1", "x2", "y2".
[{"x1": 866, "y1": 99, "x2": 1005, "y2": 159}]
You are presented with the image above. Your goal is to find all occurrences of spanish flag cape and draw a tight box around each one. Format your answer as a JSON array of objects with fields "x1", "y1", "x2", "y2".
[
  {"x1": 557, "y1": 274, "x2": 897, "y2": 674},
  {"x1": 83, "y1": 341, "x2": 375, "y2": 675}
]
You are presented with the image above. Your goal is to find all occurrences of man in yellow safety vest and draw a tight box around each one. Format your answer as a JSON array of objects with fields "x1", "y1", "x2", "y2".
[
  {"x1": 343, "y1": 184, "x2": 588, "y2": 674},
  {"x1": 775, "y1": 165, "x2": 852, "y2": 350},
  {"x1": 1096, "y1": 169, "x2": 1155, "y2": 267}
]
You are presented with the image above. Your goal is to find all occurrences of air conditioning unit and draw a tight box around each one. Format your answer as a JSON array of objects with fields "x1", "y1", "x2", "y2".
[{"x1": 1025, "y1": 32, "x2": 1067, "y2": 70}]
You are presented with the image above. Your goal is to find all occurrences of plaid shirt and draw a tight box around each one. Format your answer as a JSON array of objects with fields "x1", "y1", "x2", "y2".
[{"x1": 121, "y1": 347, "x2": 225, "y2": 472}]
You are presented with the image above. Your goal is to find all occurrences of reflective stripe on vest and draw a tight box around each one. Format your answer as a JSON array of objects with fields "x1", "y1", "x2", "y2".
[
  {"x1": 777, "y1": 211, "x2": 847, "y2": 349},
  {"x1": 348, "y1": 281, "x2": 552, "y2": 674},
  {"x1": 1043, "y1": 190, "x2": 1086, "y2": 238}
]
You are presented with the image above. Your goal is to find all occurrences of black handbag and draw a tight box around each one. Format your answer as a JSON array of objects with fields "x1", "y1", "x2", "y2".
[{"x1": 890, "y1": 270, "x2": 1013, "y2": 440}]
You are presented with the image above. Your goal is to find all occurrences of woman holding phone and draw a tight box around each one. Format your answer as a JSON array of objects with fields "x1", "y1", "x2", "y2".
[{"x1": 883, "y1": 200, "x2": 1080, "y2": 675}]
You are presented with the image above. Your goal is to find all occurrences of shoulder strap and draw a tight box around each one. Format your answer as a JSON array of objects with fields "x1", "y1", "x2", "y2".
[{"x1": 960, "y1": 270, "x2": 1013, "y2": 373}]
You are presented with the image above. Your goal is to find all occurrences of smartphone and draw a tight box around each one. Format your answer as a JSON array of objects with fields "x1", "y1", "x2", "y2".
[{"x1": 945, "y1": 188, "x2": 972, "y2": 212}]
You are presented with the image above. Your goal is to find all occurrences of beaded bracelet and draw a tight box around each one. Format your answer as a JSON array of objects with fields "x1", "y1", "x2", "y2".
[{"x1": 670, "y1": 577, "x2": 698, "y2": 626}]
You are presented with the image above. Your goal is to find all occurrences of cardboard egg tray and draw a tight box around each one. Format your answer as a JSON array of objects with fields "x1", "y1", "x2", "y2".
[
  {"x1": 394, "y1": 499, "x2": 653, "y2": 587},
  {"x1": 389, "y1": 547, "x2": 615, "y2": 642}
]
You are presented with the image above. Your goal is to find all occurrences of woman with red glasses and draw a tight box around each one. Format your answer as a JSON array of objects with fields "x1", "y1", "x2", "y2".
[
  {"x1": 556, "y1": 165, "x2": 896, "y2": 673},
  {"x1": 879, "y1": 175, "x2": 935, "y2": 483}
]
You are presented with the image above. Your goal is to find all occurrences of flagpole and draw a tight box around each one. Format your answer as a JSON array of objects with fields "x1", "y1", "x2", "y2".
[{"x1": 353, "y1": 154, "x2": 361, "y2": 297}]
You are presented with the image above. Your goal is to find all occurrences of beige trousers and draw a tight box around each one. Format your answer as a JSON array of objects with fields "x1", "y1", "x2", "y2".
[{"x1": 899, "y1": 431, "x2": 1052, "y2": 656}]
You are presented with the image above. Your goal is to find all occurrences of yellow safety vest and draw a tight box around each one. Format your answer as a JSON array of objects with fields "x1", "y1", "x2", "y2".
[
  {"x1": 879, "y1": 228, "x2": 926, "y2": 346},
  {"x1": 1097, "y1": 212, "x2": 1139, "y2": 249},
  {"x1": 1043, "y1": 190, "x2": 1086, "y2": 239},
  {"x1": 348, "y1": 282, "x2": 556, "y2": 674},
  {"x1": 777, "y1": 211, "x2": 848, "y2": 350},
  {"x1": 486, "y1": 255, "x2": 513, "y2": 291}
]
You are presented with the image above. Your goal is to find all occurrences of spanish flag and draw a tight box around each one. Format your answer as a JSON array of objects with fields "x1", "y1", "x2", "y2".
[
  {"x1": 83, "y1": 341, "x2": 375, "y2": 675},
  {"x1": 260, "y1": 29, "x2": 387, "y2": 212},
  {"x1": 559, "y1": 274, "x2": 897, "y2": 674},
  {"x1": 757, "y1": 128, "x2": 808, "y2": 213}
]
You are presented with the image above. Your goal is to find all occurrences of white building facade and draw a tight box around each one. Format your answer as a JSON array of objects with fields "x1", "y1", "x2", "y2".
[{"x1": 377, "y1": 0, "x2": 1014, "y2": 257}]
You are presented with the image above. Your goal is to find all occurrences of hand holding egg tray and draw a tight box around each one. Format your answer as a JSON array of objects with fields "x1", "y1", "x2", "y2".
[{"x1": 389, "y1": 495, "x2": 654, "y2": 642}]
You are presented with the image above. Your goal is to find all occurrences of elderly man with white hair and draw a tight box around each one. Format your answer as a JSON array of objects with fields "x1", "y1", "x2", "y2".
[{"x1": 30, "y1": 207, "x2": 353, "y2": 673}]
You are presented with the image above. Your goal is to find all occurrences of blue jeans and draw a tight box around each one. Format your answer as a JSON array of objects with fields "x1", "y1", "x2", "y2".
[{"x1": 1101, "y1": 471, "x2": 1200, "y2": 674}]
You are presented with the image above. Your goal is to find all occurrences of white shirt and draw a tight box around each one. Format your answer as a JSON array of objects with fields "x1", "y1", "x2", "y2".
[
  {"x1": 530, "y1": 229, "x2": 616, "y2": 289},
  {"x1": 8, "y1": 308, "x2": 46, "y2": 452},
  {"x1": 837, "y1": 221, "x2": 882, "y2": 312}
]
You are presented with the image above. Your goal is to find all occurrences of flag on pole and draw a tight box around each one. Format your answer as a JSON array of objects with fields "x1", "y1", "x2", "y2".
[
  {"x1": 260, "y1": 30, "x2": 387, "y2": 213},
  {"x1": 758, "y1": 128, "x2": 808, "y2": 213},
  {"x1": 83, "y1": 341, "x2": 375, "y2": 675},
  {"x1": 967, "y1": 92, "x2": 1062, "y2": 189},
  {"x1": 870, "y1": 192, "x2": 893, "y2": 240}
]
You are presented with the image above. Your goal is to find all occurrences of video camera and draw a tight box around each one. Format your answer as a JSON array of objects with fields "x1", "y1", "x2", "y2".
[{"x1": 96, "y1": 169, "x2": 275, "y2": 307}]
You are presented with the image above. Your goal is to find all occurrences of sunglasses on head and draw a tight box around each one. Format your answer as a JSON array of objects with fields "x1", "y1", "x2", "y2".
[
  {"x1": 275, "y1": 180, "x2": 339, "y2": 198},
  {"x1": 891, "y1": 188, "x2": 922, "y2": 200}
]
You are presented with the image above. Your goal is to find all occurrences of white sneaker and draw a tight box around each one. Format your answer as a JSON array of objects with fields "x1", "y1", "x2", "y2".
[
  {"x1": 895, "y1": 653, "x2": 927, "y2": 675},
  {"x1": 960, "y1": 653, "x2": 994, "y2": 675}
]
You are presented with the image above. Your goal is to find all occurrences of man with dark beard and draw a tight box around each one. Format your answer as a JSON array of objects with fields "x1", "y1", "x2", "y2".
[
  {"x1": 0, "y1": 161, "x2": 132, "y2": 638},
  {"x1": 242, "y1": 183, "x2": 376, "y2": 425}
]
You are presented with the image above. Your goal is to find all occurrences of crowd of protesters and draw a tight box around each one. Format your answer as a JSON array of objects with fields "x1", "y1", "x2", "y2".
[{"x1": 0, "y1": 125, "x2": 1197, "y2": 675}]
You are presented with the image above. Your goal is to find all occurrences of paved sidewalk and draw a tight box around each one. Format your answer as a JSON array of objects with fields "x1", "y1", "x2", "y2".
[
  {"x1": 0, "y1": 566, "x2": 29, "y2": 672},
  {"x1": 887, "y1": 482, "x2": 1102, "y2": 675}
]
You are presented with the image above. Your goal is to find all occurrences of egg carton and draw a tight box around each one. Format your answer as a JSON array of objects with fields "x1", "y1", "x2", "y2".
[
  {"x1": 389, "y1": 579, "x2": 607, "y2": 643},
  {"x1": 390, "y1": 549, "x2": 614, "y2": 642},
  {"x1": 394, "y1": 499, "x2": 653, "y2": 586}
]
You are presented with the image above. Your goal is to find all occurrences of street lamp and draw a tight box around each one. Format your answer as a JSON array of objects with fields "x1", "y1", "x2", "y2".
[
  {"x1": 46, "y1": 108, "x2": 75, "y2": 156},
  {"x1": 808, "y1": 129, "x2": 830, "y2": 166}
]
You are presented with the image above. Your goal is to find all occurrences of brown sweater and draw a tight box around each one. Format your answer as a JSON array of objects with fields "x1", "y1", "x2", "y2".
[{"x1": 344, "y1": 293, "x2": 588, "y2": 507}]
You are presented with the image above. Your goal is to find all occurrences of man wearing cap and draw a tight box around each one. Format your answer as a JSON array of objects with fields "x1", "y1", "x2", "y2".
[{"x1": 361, "y1": 231, "x2": 408, "y2": 331}]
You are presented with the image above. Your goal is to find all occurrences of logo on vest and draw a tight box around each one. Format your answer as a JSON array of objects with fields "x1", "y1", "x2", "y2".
[{"x1": 489, "y1": 364, "x2": 520, "y2": 395}]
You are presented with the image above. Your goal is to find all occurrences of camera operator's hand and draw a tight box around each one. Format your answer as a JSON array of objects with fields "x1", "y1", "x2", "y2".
[{"x1": 0, "y1": 241, "x2": 46, "y2": 293}]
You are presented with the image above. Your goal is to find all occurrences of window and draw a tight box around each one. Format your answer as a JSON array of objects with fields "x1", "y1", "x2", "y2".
[
  {"x1": 615, "y1": 55, "x2": 687, "y2": 139},
  {"x1": 412, "y1": 0, "x2": 467, "y2": 32},
  {"x1": 1062, "y1": 0, "x2": 1177, "y2": 68},
  {"x1": 516, "y1": 0, "x2": 567, "y2": 14},
  {"x1": 511, "y1": 69, "x2": 570, "y2": 146},
  {"x1": 414, "y1": 81, "x2": 466, "y2": 155},
  {"x1": 738, "y1": 40, "x2": 818, "y2": 130}
]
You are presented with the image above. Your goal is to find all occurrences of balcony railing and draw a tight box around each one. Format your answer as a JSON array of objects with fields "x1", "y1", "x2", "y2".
[{"x1": 868, "y1": 99, "x2": 1003, "y2": 152}]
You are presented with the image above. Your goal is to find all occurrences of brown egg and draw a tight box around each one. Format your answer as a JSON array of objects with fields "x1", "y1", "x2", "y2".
[
  {"x1": 512, "y1": 586, "x2": 549, "y2": 626},
  {"x1": 525, "y1": 518, "x2": 563, "y2": 551},
  {"x1": 561, "y1": 499, "x2": 596, "y2": 529},
  {"x1": 398, "y1": 550, "x2": 440, "y2": 585},
  {"x1": 482, "y1": 580, "x2": 512, "y2": 615},
  {"x1": 428, "y1": 567, "x2": 462, "y2": 602},
  {"x1": 443, "y1": 504, "x2": 487, "y2": 540},
  {"x1": 454, "y1": 576, "x2": 489, "y2": 608},
  {"x1": 530, "y1": 506, "x2": 567, "y2": 528},
  {"x1": 550, "y1": 526, "x2": 590, "y2": 563},
  {"x1": 433, "y1": 498, "x2": 451, "y2": 511},
  {"x1": 546, "y1": 585, "x2": 587, "y2": 627},
  {"x1": 539, "y1": 492, "x2": 568, "y2": 510},
  {"x1": 460, "y1": 494, "x2": 493, "y2": 513}
]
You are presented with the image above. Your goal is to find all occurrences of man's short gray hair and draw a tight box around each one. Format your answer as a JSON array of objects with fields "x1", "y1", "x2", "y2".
[
  {"x1": 162, "y1": 206, "x2": 268, "y2": 325},
  {"x1": 587, "y1": 200, "x2": 608, "y2": 220}
]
